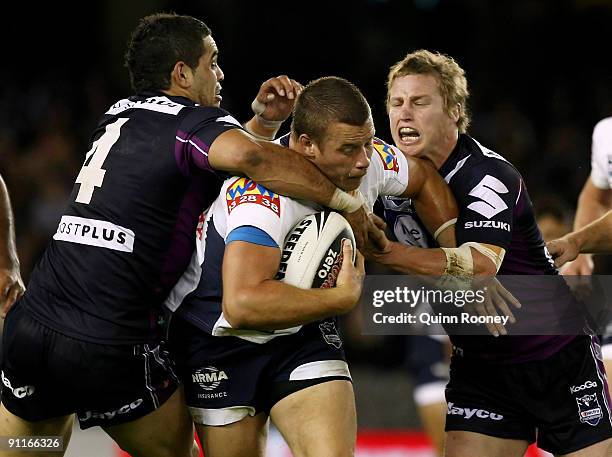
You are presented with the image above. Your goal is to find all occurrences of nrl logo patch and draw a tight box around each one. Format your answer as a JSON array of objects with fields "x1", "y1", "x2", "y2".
[
  {"x1": 576, "y1": 393, "x2": 603, "y2": 426},
  {"x1": 319, "y1": 321, "x2": 342, "y2": 349}
]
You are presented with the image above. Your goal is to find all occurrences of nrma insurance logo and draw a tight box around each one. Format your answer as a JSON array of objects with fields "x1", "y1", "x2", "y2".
[
  {"x1": 226, "y1": 178, "x2": 281, "y2": 216},
  {"x1": 373, "y1": 139, "x2": 399, "y2": 173}
]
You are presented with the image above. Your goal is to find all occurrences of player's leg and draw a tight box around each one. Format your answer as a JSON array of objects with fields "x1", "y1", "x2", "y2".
[
  {"x1": 271, "y1": 379, "x2": 356, "y2": 457},
  {"x1": 168, "y1": 313, "x2": 268, "y2": 457},
  {"x1": 445, "y1": 431, "x2": 529, "y2": 457},
  {"x1": 103, "y1": 385, "x2": 198, "y2": 457},
  {"x1": 557, "y1": 437, "x2": 612, "y2": 457},
  {"x1": 0, "y1": 301, "x2": 76, "y2": 456},
  {"x1": 444, "y1": 346, "x2": 534, "y2": 457},
  {"x1": 419, "y1": 402, "x2": 448, "y2": 456},
  {"x1": 196, "y1": 413, "x2": 268, "y2": 457},
  {"x1": 0, "y1": 405, "x2": 73, "y2": 457},
  {"x1": 535, "y1": 336, "x2": 612, "y2": 456},
  {"x1": 408, "y1": 335, "x2": 451, "y2": 457},
  {"x1": 268, "y1": 318, "x2": 355, "y2": 457}
]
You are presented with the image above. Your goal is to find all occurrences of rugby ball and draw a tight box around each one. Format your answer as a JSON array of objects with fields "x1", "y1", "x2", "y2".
[{"x1": 276, "y1": 211, "x2": 356, "y2": 289}]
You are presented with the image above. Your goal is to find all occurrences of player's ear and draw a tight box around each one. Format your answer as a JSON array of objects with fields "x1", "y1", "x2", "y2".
[
  {"x1": 170, "y1": 61, "x2": 193, "y2": 89},
  {"x1": 297, "y1": 134, "x2": 317, "y2": 160},
  {"x1": 450, "y1": 103, "x2": 461, "y2": 123}
]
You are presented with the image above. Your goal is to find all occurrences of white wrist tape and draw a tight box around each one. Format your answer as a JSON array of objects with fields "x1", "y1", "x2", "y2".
[
  {"x1": 251, "y1": 98, "x2": 283, "y2": 130},
  {"x1": 463, "y1": 242, "x2": 506, "y2": 273},
  {"x1": 437, "y1": 244, "x2": 474, "y2": 291},
  {"x1": 441, "y1": 244, "x2": 474, "y2": 278},
  {"x1": 328, "y1": 189, "x2": 366, "y2": 213},
  {"x1": 433, "y1": 218, "x2": 457, "y2": 241},
  {"x1": 251, "y1": 98, "x2": 267, "y2": 115}
]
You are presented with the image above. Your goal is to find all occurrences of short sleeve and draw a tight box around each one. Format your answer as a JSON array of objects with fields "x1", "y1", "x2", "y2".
[
  {"x1": 223, "y1": 177, "x2": 284, "y2": 246},
  {"x1": 176, "y1": 107, "x2": 244, "y2": 174},
  {"x1": 590, "y1": 118, "x2": 612, "y2": 190}
]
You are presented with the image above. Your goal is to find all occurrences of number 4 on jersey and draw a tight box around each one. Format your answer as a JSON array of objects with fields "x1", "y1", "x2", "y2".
[{"x1": 75, "y1": 118, "x2": 129, "y2": 204}]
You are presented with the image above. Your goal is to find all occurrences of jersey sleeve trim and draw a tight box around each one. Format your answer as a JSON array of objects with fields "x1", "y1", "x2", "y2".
[{"x1": 226, "y1": 226, "x2": 279, "y2": 248}]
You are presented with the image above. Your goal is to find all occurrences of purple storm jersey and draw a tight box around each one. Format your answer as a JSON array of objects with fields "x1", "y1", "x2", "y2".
[
  {"x1": 380, "y1": 134, "x2": 583, "y2": 363},
  {"x1": 22, "y1": 93, "x2": 241, "y2": 344},
  {"x1": 440, "y1": 134, "x2": 576, "y2": 362}
]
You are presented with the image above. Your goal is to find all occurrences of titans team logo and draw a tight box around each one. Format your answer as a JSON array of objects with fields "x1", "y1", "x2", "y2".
[
  {"x1": 226, "y1": 178, "x2": 281, "y2": 216},
  {"x1": 576, "y1": 394, "x2": 603, "y2": 426},
  {"x1": 319, "y1": 321, "x2": 342, "y2": 349},
  {"x1": 373, "y1": 139, "x2": 400, "y2": 173}
]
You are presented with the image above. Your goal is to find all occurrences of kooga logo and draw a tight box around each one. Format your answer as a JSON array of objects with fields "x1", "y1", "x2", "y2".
[{"x1": 571, "y1": 381, "x2": 597, "y2": 394}]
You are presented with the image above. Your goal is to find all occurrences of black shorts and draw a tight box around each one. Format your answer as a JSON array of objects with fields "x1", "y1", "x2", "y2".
[
  {"x1": 1, "y1": 301, "x2": 179, "y2": 429},
  {"x1": 170, "y1": 315, "x2": 351, "y2": 426},
  {"x1": 445, "y1": 335, "x2": 612, "y2": 454}
]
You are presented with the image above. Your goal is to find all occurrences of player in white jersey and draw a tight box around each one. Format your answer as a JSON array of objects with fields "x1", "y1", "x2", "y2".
[
  {"x1": 0, "y1": 173, "x2": 24, "y2": 317},
  {"x1": 166, "y1": 76, "x2": 458, "y2": 457},
  {"x1": 557, "y1": 117, "x2": 612, "y2": 391}
]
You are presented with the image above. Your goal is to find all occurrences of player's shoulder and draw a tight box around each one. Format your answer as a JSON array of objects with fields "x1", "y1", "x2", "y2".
[
  {"x1": 180, "y1": 104, "x2": 241, "y2": 132},
  {"x1": 450, "y1": 135, "x2": 522, "y2": 197},
  {"x1": 372, "y1": 137, "x2": 402, "y2": 172},
  {"x1": 593, "y1": 117, "x2": 612, "y2": 143},
  {"x1": 461, "y1": 135, "x2": 521, "y2": 179}
]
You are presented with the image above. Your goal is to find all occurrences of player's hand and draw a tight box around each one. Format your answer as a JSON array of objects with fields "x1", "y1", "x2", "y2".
[
  {"x1": 559, "y1": 254, "x2": 594, "y2": 301},
  {"x1": 335, "y1": 240, "x2": 365, "y2": 311},
  {"x1": 560, "y1": 253, "x2": 594, "y2": 275},
  {"x1": 251, "y1": 75, "x2": 303, "y2": 123},
  {"x1": 0, "y1": 264, "x2": 25, "y2": 318},
  {"x1": 361, "y1": 216, "x2": 392, "y2": 261},
  {"x1": 342, "y1": 206, "x2": 370, "y2": 249},
  {"x1": 465, "y1": 277, "x2": 521, "y2": 337},
  {"x1": 547, "y1": 236, "x2": 580, "y2": 269}
]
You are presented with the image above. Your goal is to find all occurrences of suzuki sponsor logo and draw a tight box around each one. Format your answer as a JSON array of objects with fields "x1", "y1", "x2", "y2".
[
  {"x1": 447, "y1": 402, "x2": 504, "y2": 421},
  {"x1": 570, "y1": 380, "x2": 597, "y2": 394},
  {"x1": 79, "y1": 398, "x2": 144, "y2": 422},
  {"x1": 467, "y1": 175, "x2": 509, "y2": 219},
  {"x1": 464, "y1": 220, "x2": 511, "y2": 231},
  {"x1": 192, "y1": 366, "x2": 228, "y2": 391},
  {"x1": 1, "y1": 371, "x2": 35, "y2": 399}
]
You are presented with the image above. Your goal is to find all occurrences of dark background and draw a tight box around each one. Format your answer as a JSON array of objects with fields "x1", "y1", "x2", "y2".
[
  {"x1": 1, "y1": 0, "x2": 612, "y2": 359},
  {"x1": 1, "y1": 0, "x2": 611, "y2": 430}
]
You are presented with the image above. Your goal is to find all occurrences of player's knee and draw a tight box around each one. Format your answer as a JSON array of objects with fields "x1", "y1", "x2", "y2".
[{"x1": 291, "y1": 441, "x2": 354, "y2": 457}]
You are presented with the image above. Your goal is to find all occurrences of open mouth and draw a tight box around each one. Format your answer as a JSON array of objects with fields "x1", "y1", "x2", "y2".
[{"x1": 398, "y1": 126, "x2": 420, "y2": 145}]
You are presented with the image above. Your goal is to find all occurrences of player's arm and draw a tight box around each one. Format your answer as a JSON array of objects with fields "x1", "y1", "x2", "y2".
[
  {"x1": 548, "y1": 210, "x2": 612, "y2": 267},
  {"x1": 222, "y1": 239, "x2": 364, "y2": 331},
  {"x1": 208, "y1": 131, "x2": 362, "y2": 213},
  {"x1": 365, "y1": 224, "x2": 499, "y2": 276},
  {"x1": 563, "y1": 178, "x2": 612, "y2": 274},
  {"x1": 400, "y1": 157, "x2": 458, "y2": 247},
  {"x1": 0, "y1": 175, "x2": 25, "y2": 317},
  {"x1": 367, "y1": 161, "x2": 516, "y2": 276}
]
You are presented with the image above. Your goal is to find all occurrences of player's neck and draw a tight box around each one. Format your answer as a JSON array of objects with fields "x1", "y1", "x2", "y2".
[
  {"x1": 162, "y1": 87, "x2": 194, "y2": 102},
  {"x1": 428, "y1": 133, "x2": 459, "y2": 169}
]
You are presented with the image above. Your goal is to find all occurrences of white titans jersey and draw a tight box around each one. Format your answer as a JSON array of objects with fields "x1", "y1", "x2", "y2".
[
  {"x1": 164, "y1": 137, "x2": 409, "y2": 343},
  {"x1": 590, "y1": 117, "x2": 612, "y2": 190}
]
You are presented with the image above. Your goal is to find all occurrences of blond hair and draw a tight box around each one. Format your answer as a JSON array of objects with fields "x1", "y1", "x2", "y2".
[{"x1": 387, "y1": 50, "x2": 470, "y2": 133}]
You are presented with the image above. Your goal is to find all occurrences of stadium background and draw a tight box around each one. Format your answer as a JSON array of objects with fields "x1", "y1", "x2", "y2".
[{"x1": 1, "y1": 0, "x2": 611, "y2": 455}]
